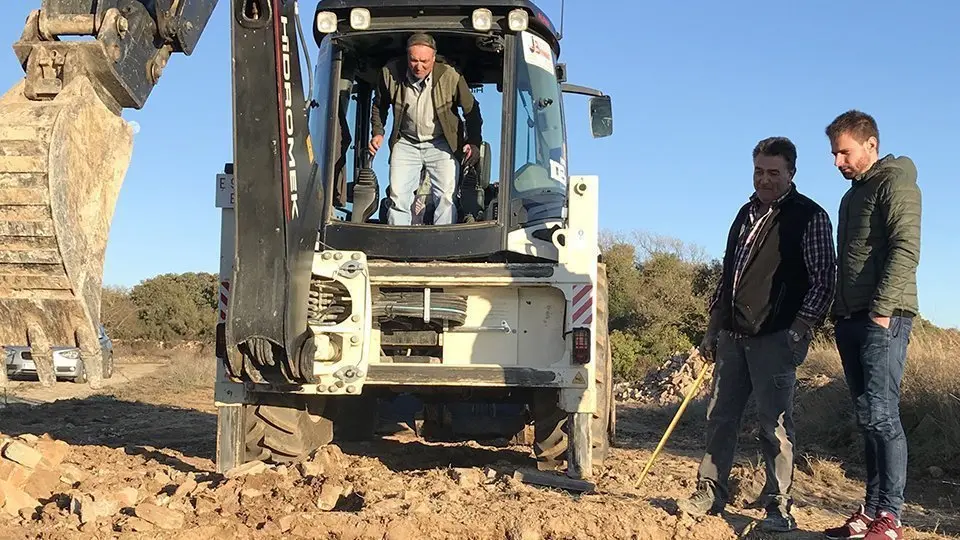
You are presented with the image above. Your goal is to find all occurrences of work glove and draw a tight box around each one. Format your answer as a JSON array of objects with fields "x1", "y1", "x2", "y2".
[{"x1": 461, "y1": 144, "x2": 481, "y2": 168}]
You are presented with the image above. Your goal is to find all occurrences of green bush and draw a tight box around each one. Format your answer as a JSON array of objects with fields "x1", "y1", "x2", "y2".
[
  {"x1": 101, "y1": 272, "x2": 219, "y2": 343},
  {"x1": 602, "y1": 231, "x2": 721, "y2": 380}
]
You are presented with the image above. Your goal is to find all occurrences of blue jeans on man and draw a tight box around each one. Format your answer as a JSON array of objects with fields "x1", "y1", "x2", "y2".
[
  {"x1": 387, "y1": 136, "x2": 459, "y2": 225},
  {"x1": 834, "y1": 312, "x2": 913, "y2": 520}
]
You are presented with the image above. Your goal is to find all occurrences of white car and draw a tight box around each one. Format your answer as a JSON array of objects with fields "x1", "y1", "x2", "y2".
[{"x1": 5, "y1": 324, "x2": 114, "y2": 383}]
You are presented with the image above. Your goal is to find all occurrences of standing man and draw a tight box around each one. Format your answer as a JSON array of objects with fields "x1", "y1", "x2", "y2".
[
  {"x1": 368, "y1": 32, "x2": 482, "y2": 225},
  {"x1": 677, "y1": 137, "x2": 837, "y2": 534},
  {"x1": 822, "y1": 110, "x2": 921, "y2": 540}
]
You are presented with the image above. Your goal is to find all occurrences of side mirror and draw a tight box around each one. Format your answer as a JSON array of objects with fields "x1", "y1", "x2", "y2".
[{"x1": 589, "y1": 95, "x2": 613, "y2": 138}]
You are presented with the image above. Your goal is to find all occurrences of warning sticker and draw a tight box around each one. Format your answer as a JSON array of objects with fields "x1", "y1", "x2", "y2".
[
  {"x1": 522, "y1": 31, "x2": 555, "y2": 75},
  {"x1": 572, "y1": 372, "x2": 586, "y2": 385}
]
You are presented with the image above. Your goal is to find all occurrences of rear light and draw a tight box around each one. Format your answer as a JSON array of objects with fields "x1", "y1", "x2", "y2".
[{"x1": 572, "y1": 328, "x2": 590, "y2": 364}]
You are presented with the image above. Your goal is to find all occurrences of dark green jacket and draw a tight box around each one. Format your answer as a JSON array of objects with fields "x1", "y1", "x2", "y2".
[
  {"x1": 370, "y1": 58, "x2": 482, "y2": 156},
  {"x1": 834, "y1": 154, "x2": 922, "y2": 318}
]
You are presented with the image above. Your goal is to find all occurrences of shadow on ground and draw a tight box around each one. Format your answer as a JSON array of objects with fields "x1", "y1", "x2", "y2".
[
  {"x1": 337, "y1": 434, "x2": 535, "y2": 474},
  {"x1": 0, "y1": 395, "x2": 218, "y2": 472}
]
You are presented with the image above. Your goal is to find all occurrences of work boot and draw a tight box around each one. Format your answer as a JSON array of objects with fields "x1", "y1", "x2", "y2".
[
  {"x1": 676, "y1": 480, "x2": 723, "y2": 516},
  {"x1": 823, "y1": 504, "x2": 874, "y2": 539},
  {"x1": 760, "y1": 501, "x2": 797, "y2": 533}
]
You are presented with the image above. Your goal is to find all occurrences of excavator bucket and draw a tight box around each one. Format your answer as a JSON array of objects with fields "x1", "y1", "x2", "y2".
[{"x1": 0, "y1": 74, "x2": 133, "y2": 388}]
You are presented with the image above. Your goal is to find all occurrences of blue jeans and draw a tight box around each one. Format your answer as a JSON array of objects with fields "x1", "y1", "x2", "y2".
[
  {"x1": 388, "y1": 137, "x2": 459, "y2": 225},
  {"x1": 834, "y1": 313, "x2": 913, "y2": 519}
]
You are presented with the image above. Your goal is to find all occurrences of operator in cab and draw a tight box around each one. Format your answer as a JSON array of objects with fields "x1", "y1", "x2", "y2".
[{"x1": 368, "y1": 32, "x2": 482, "y2": 225}]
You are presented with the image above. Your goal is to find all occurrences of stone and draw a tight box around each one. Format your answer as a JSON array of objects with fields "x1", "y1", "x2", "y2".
[
  {"x1": 34, "y1": 440, "x2": 69, "y2": 469},
  {"x1": 59, "y1": 463, "x2": 87, "y2": 485},
  {"x1": 117, "y1": 487, "x2": 139, "y2": 507},
  {"x1": 223, "y1": 460, "x2": 267, "y2": 479},
  {"x1": 0, "y1": 460, "x2": 30, "y2": 488},
  {"x1": 0, "y1": 478, "x2": 39, "y2": 517},
  {"x1": 135, "y1": 502, "x2": 185, "y2": 530},
  {"x1": 316, "y1": 483, "x2": 343, "y2": 511},
  {"x1": 173, "y1": 478, "x2": 198, "y2": 499},
  {"x1": 126, "y1": 516, "x2": 155, "y2": 532},
  {"x1": 23, "y1": 466, "x2": 60, "y2": 500},
  {"x1": 450, "y1": 468, "x2": 483, "y2": 487},
  {"x1": 298, "y1": 460, "x2": 324, "y2": 478},
  {"x1": 2, "y1": 441, "x2": 42, "y2": 469},
  {"x1": 278, "y1": 514, "x2": 297, "y2": 532}
]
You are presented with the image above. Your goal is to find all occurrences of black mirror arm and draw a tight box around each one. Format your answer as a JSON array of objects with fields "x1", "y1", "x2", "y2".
[{"x1": 560, "y1": 83, "x2": 605, "y2": 97}]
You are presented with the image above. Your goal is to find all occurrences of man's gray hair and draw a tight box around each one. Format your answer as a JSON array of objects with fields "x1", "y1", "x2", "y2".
[{"x1": 407, "y1": 32, "x2": 437, "y2": 52}]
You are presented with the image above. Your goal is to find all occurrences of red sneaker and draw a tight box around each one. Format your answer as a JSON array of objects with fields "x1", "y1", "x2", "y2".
[
  {"x1": 823, "y1": 505, "x2": 874, "y2": 539},
  {"x1": 863, "y1": 511, "x2": 903, "y2": 540}
]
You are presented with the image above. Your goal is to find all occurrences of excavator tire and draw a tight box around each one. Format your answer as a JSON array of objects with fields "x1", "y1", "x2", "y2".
[
  {"x1": 0, "y1": 75, "x2": 133, "y2": 389},
  {"x1": 532, "y1": 263, "x2": 615, "y2": 470},
  {"x1": 243, "y1": 397, "x2": 334, "y2": 464}
]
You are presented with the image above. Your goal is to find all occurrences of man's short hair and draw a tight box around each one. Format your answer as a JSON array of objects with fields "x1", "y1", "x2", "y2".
[
  {"x1": 753, "y1": 136, "x2": 797, "y2": 173},
  {"x1": 407, "y1": 32, "x2": 436, "y2": 51},
  {"x1": 825, "y1": 109, "x2": 880, "y2": 147}
]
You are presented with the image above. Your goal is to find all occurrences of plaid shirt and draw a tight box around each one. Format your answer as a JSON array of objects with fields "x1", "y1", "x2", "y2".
[{"x1": 710, "y1": 185, "x2": 837, "y2": 327}]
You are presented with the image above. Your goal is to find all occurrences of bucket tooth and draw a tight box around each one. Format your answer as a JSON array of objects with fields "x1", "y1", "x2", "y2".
[{"x1": 0, "y1": 75, "x2": 133, "y2": 387}]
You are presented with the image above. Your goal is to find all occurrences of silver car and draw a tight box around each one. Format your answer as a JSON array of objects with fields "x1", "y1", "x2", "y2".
[{"x1": 5, "y1": 324, "x2": 114, "y2": 383}]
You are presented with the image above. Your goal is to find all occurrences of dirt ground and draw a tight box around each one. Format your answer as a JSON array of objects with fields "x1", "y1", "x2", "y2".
[{"x1": 1, "y1": 356, "x2": 958, "y2": 540}]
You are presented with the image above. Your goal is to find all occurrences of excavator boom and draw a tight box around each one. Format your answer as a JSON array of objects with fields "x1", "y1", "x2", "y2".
[{"x1": 0, "y1": 0, "x2": 218, "y2": 387}]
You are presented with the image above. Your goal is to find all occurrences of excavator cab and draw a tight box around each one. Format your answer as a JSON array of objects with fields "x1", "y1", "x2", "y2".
[{"x1": 304, "y1": 1, "x2": 613, "y2": 265}]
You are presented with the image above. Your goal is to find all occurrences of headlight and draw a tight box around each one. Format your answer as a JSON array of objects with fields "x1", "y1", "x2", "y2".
[
  {"x1": 60, "y1": 350, "x2": 80, "y2": 360},
  {"x1": 507, "y1": 9, "x2": 528, "y2": 32},
  {"x1": 471, "y1": 8, "x2": 493, "y2": 31},
  {"x1": 316, "y1": 11, "x2": 337, "y2": 34},
  {"x1": 350, "y1": 8, "x2": 370, "y2": 30}
]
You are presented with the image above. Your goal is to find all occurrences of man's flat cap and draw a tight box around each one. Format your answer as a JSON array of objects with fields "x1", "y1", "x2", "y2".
[{"x1": 407, "y1": 32, "x2": 436, "y2": 50}]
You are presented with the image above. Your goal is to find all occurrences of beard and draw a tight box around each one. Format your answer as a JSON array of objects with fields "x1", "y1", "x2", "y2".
[{"x1": 840, "y1": 154, "x2": 872, "y2": 179}]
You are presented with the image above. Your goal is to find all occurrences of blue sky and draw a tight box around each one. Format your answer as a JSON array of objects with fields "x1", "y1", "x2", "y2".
[{"x1": 1, "y1": 2, "x2": 957, "y2": 328}]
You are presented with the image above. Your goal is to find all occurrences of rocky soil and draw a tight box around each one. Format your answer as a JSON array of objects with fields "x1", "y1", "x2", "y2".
[{"x1": 0, "y1": 356, "x2": 957, "y2": 540}]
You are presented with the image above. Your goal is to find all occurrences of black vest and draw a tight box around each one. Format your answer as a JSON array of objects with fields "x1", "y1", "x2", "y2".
[{"x1": 718, "y1": 189, "x2": 820, "y2": 336}]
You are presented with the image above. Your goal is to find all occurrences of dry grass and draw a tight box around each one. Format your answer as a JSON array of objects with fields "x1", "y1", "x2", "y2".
[
  {"x1": 155, "y1": 350, "x2": 217, "y2": 390},
  {"x1": 108, "y1": 346, "x2": 217, "y2": 414},
  {"x1": 796, "y1": 327, "x2": 960, "y2": 476},
  {"x1": 113, "y1": 339, "x2": 212, "y2": 364}
]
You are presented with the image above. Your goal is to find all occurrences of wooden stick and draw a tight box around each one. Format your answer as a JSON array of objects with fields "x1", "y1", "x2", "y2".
[{"x1": 635, "y1": 356, "x2": 712, "y2": 488}]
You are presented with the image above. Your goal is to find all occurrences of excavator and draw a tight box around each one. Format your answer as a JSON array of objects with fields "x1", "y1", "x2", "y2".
[{"x1": 2, "y1": 0, "x2": 616, "y2": 480}]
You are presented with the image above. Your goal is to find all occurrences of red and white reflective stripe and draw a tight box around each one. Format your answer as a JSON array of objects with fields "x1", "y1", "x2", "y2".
[
  {"x1": 570, "y1": 284, "x2": 593, "y2": 326},
  {"x1": 219, "y1": 281, "x2": 230, "y2": 321}
]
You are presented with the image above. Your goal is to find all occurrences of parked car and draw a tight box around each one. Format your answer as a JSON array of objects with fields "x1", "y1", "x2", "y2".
[{"x1": 5, "y1": 324, "x2": 113, "y2": 383}]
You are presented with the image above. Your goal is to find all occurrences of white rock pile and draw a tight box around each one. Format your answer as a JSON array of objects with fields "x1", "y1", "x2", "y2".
[{"x1": 614, "y1": 348, "x2": 714, "y2": 406}]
